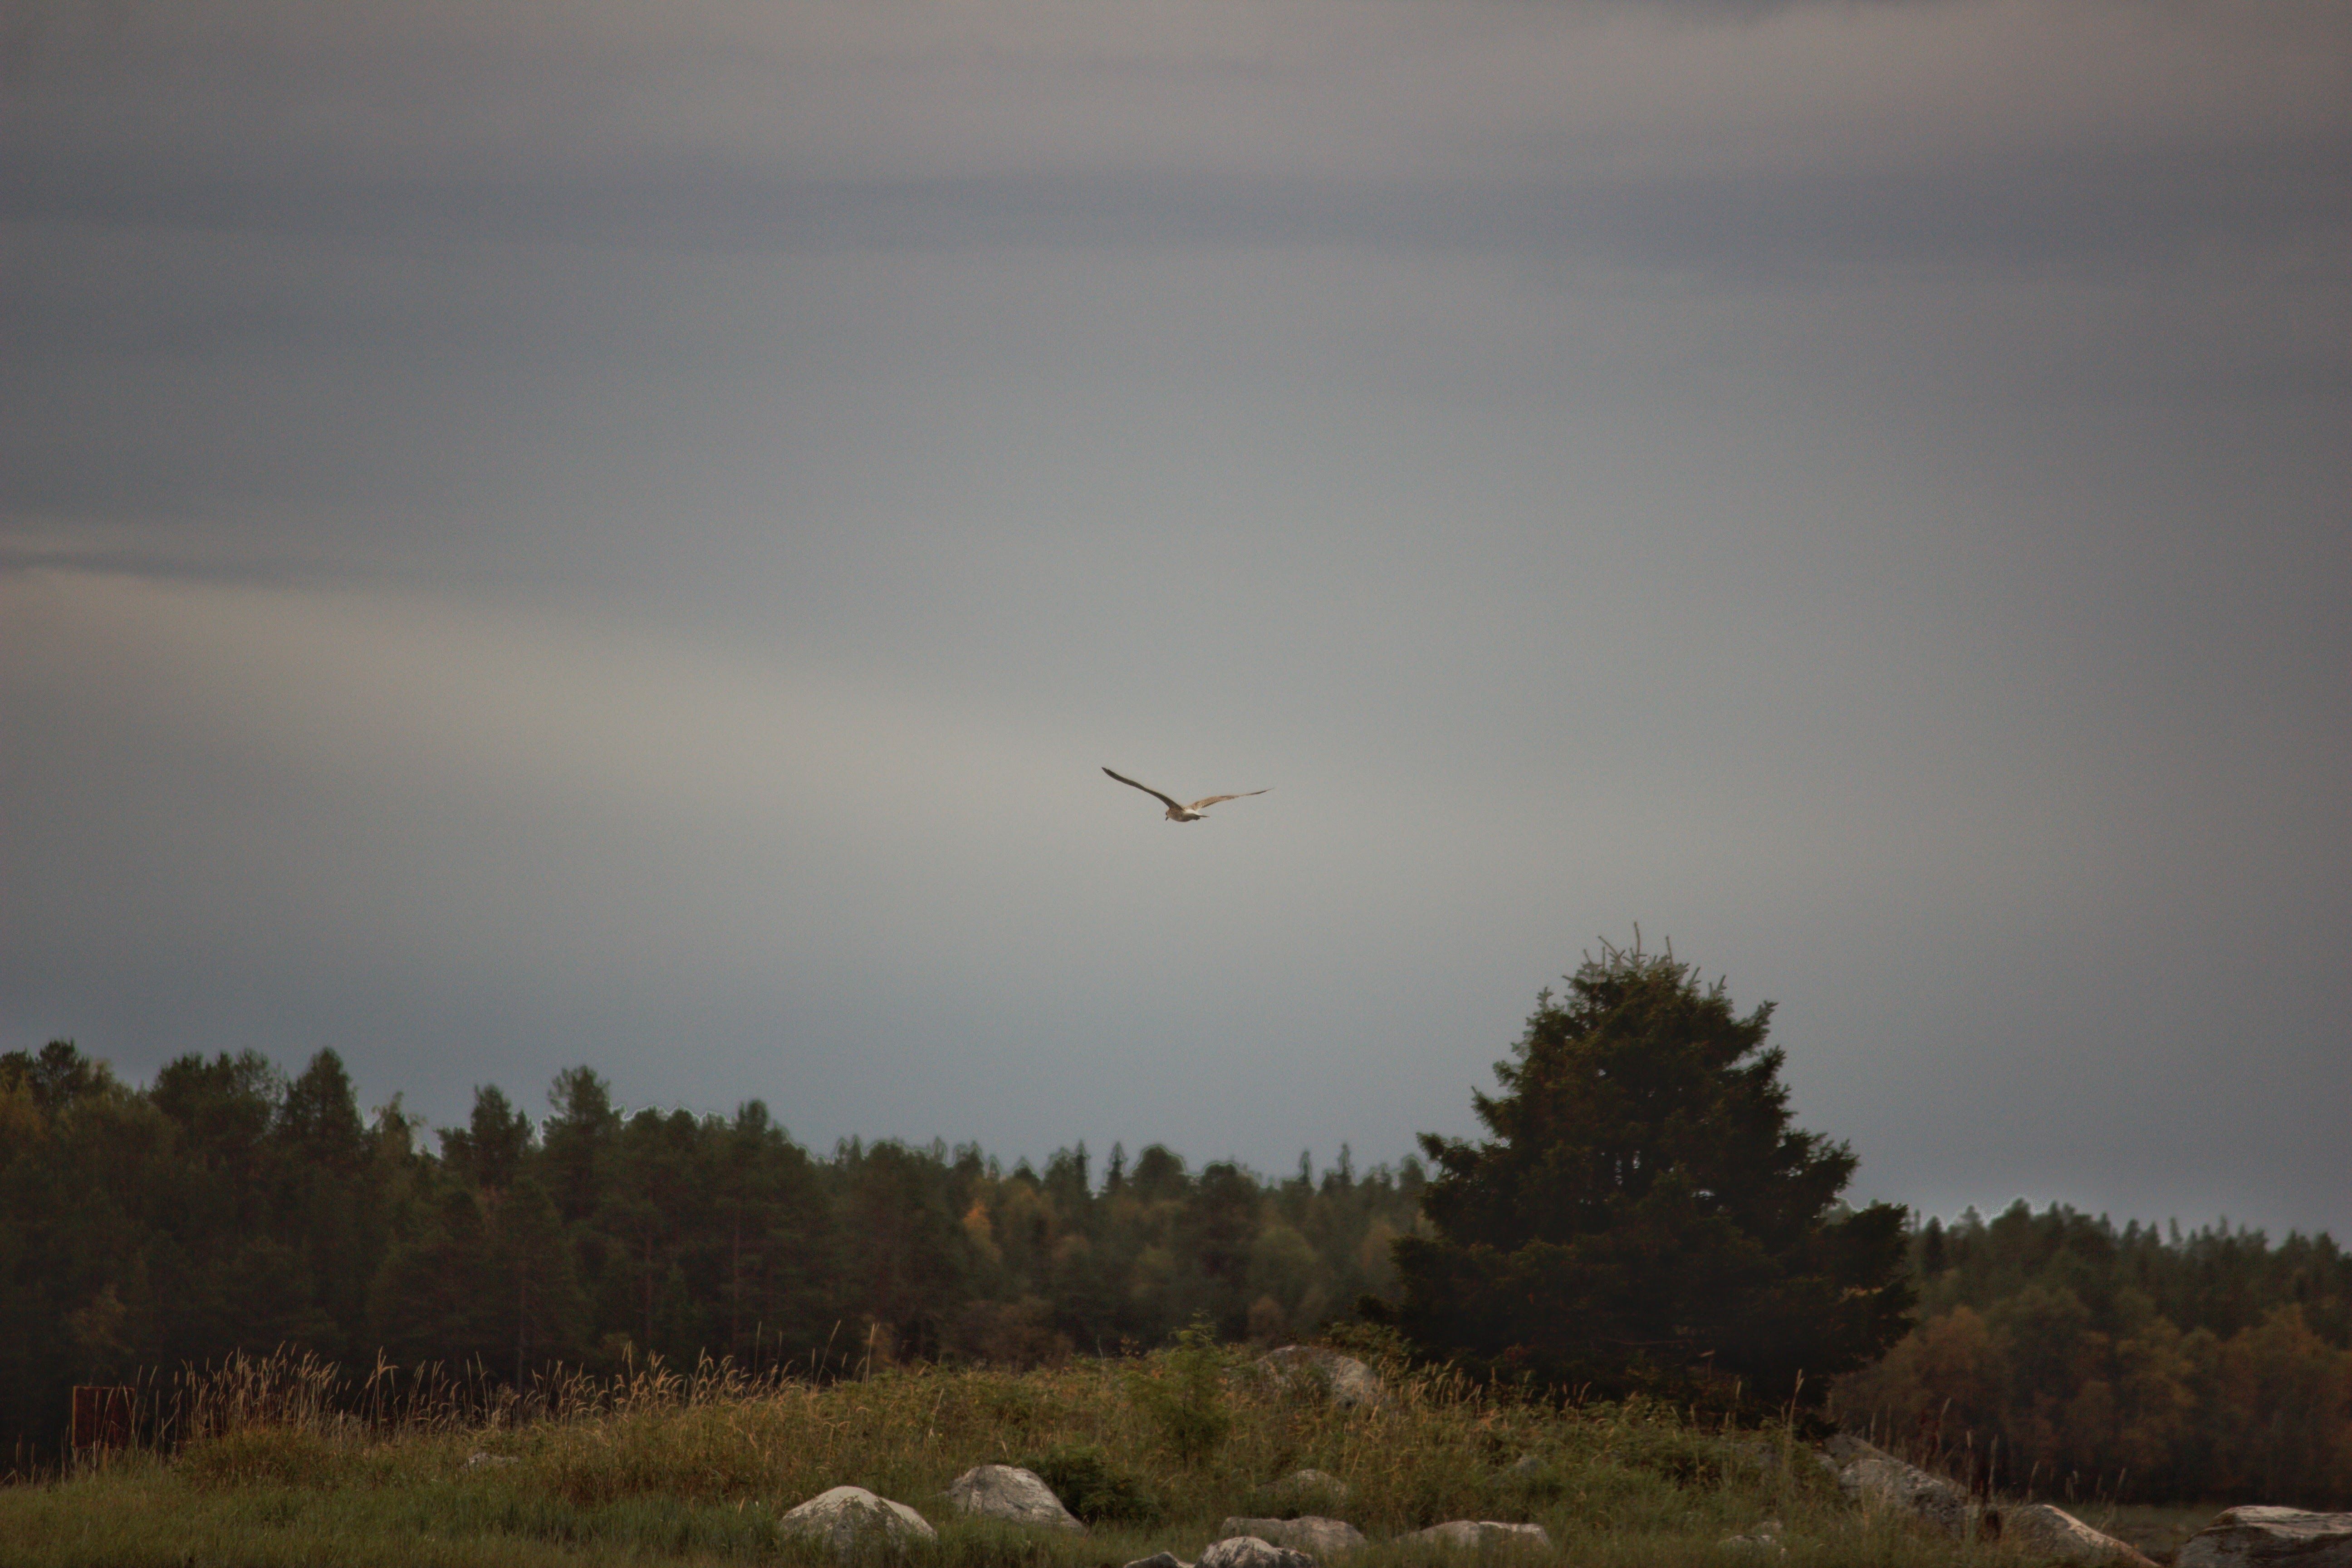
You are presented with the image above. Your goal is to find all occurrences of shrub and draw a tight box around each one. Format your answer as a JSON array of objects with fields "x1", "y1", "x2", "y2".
[
  {"x1": 176, "y1": 1426, "x2": 353, "y2": 1490},
  {"x1": 1122, "y1": 1318, "x2": 1233, "y2": 1466},
  {"x1": 1022, "y1": 1442, "x2": 1163, "y2": 1525}
]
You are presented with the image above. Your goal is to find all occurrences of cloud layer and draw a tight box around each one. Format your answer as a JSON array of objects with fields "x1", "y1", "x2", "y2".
[{"x1": 4, "y1": 0, "x2": 2347, "y2": 1231}]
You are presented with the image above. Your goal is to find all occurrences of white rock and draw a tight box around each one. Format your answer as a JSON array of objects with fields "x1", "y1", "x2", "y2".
[
  {"x1": 1200, "y1": 1537, "x2": 1317, "y2": 1568},
  {"x1": 1254, "y1": 1347, "x2": 1383, "y2": 1409},
  {"x1": 1823, "y1": 1435, "x2": 1980, "y2": 1538},
  {"x1": 779, "y1": 1486, "x2": 938, "y2": 1556},
  {"x1": 944, "y1": 1465, "x2": 1086, "y2": 1533},
  {"x1": 1724, "y1": 1439, "x2": 1801, "y2": 1479},
  {"x1": 1406, "y1": 1521, "x2": 1553, "y2": 1550},
  {"x1": 1270, "y1": 1469, "x2": 1352, "y2": 1505},
  {"x1": 2177, "y1": 1507, "x2": 2352, "y2": 1568},
  {"x1": 1993, "y1": 1502, "x2": 2155, "y2": 1566},
  {"x1": 1220, "y1": 1516, "x2": 1365, "y2": 1556}
]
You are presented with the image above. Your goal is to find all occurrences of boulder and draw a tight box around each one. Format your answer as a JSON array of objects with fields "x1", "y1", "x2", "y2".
[
  {"x1": 1255, "y1": 1346, "x2": 1383, "y2": 1409},
  {"x1": 1723, "y1": 1439, "x2": 1805, "y2": 1480},
  {"x1": 1122, "y1": 1556, "x2": 1190, "y2": 1568},
  {"x1": 1718, "y1": 1528, "x2": 1785, "y2": 1555},
  {"x1": 1406, "y1": 1522, "x2": 1553, "y2": 1550},
  {"x1": 944, "y1": 1465, "x2": 1085, "y2": 1533},
  {"x1": 1269, "y1": 1468, "x2": 1352, "y2": 1506},
  {"x1": 2176, "y1": 1508, "x2": 2352, "y2": 1568},
  {"x1": 1823, "y1": 1435, "x2": 1979, "y2": 1539},
  {"x1": 1220, "y1": 1517, "x2": 1365, "y2": 1556},
  {"x1": 1200, "y1": 1537, "x2": 1317, "y2": 1568},
  {"x1": 1993, "y1": 1502, "x2": 2156, "y2": 1566},
  {"x1": 779, "y1": 1486, "x2": 937, "y2": 1556}
]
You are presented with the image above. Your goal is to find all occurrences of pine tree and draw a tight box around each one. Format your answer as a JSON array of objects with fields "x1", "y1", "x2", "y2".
[{"x1": 1383, "y1": 938, "x2": 1912, "y2": 1404}]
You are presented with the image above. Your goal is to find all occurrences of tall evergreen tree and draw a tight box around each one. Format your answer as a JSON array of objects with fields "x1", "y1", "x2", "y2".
[
  {"x1": 1383, "y1": 939, "x2": 1912, "y2": 1403},
  {"x1": 441, "y1": 1085, "x2": 532, "y2": 1194}
]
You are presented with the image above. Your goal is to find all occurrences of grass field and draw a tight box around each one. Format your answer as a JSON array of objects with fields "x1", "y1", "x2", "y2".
[{"x1": 0, "y1": 1344, "x2": 2080, "y2": 1568}]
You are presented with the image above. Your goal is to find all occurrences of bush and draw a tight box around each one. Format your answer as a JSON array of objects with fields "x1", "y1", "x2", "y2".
[
  {"x1": 176, "y1": 1426, "x2": 353, "y2": 1490},
  {"x1": 1021, "y1": 1442, "x2": 1162, "y2": 1525},
  {"x1": 1122, "y1": 1318, "x2": 1233, "y2": 1466}
]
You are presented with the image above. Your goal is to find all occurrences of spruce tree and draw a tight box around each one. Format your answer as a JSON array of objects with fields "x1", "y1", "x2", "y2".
[{"x1": 1385, "y1": 938, "x2": 1912, "y2": 1404}]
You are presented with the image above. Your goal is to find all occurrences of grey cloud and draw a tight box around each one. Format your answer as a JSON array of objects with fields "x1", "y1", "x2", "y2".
[
  {"x1": 13, "y1": 136, "x2": 2351, "y2": 276},
  {"x1": 3, "y1": 0, "x2": 2348, "y2": 1235}
]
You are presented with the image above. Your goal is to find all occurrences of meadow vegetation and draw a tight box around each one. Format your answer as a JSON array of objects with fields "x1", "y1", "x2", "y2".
[{"x1": 0, "y1": 1341, "x2": 2071, "y2": 1568}]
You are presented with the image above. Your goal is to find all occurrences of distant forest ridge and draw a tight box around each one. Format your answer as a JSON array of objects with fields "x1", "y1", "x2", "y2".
[
  {"x1": 1837, "y1": 1199, "x2": 2352, "y2": 1505},
  {"x1": 0, "y1": 1042, "x2": 1424, "y2": 1452},
  {"x1": 4, "y1": 1040, "x2": 2347, "y2": 1503}
]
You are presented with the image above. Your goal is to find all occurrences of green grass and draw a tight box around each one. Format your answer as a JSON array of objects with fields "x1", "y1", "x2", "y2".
[{"x1": 0, "y1": 1348, "x2": 2073, "y2": 1568}]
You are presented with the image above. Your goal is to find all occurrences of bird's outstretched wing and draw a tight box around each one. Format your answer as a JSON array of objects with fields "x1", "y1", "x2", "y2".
[
  {"x1": 1103, "y1": 767, "x2": 1186, "y2": 813},
  {"x1": 1186, "y1": 789, "x2": 1269, "y2": 810}
]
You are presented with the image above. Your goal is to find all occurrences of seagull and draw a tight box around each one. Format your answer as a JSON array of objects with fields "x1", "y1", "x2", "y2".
[{"x1": 1102, "y1": 767, "x2": 1269, "y2": 823}]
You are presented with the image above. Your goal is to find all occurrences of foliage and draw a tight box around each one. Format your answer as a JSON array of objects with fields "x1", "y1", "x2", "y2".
[
  {"x1": 0, "y1": 1040, "x2": 1421, "y2": 1459},
  {"x1": 1122, "y1": 1316, "x2": 1234, "y2": 1465},
  {"x1": 1833, "y1": 1200, "x2": 2352, "y2": 1505},
  {"x1": 1020, "y1": 1441, "x2": 1162, "y2": 1525},
  {"x1": 1381, "y1": 939, "x2": 1913, "y2": 1405}
]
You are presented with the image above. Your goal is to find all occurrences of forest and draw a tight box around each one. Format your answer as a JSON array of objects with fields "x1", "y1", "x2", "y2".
[
  {"x1": 4, "y1": 1037, "x2": 2349, "y2": 1505},
  {"x1": 1831, "y1": 1200, "x2": 2352, "y2": 1506},
  {"x1": 0, "y1": 1040, "x2": 1421, "y2": 1457}
]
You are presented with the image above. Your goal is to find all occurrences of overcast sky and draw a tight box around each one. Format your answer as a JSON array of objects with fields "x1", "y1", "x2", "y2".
[{"x1": 4, "y1": 0, "x2": 2347, "y2": 1235}]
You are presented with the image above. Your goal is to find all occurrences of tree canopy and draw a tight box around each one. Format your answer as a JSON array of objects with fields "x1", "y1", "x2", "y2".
[
  {"x1": 1835, "y1": 1201, "x2": 2352, "y2": 1505},
  {"x1": 1383, "y1": 938, "x2": 1912, "y2": 1403},
  {"x1": 0, "y1": 1040, "x2": 1421, "y2": 1456}
]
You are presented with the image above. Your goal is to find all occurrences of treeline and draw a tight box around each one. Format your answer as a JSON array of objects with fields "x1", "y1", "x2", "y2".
[
  {"x1": 0, "y1": 1041, "x2": 1422, "y2": 1453},
  {"x1": 1831, "y1": 1200, "x2": 2352, "y2": 1507}
]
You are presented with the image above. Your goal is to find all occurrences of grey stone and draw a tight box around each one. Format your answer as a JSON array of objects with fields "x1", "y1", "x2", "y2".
[
  {"x1": 1254, "y1": 1346, "x2": 1383, "y2": 1409},
  {"x1": 1991, "y1": 1502, "x2": 2155, "y2": 1566},
  {"x1": 779, "y1": 1486, "x2": 938, "y2": 1556},
  {"x1": 1406, "y1": 1522, "x2": 1553, "y2": 1550},
  {"x1": 1220, "y1": 1517, "x2": 1365, "y2": 1556},
  {"x1": 1200, "y1": 1537, "x2": 1317, "y2": 1568},
  {"x1": 2176, "y1": 1508, "x2": 2352, "y2": 1568},
  {"x1": 1122, "y1": 1555, "x2": 1190, "y2": 1568},
  {"x1": 1269, "y1": 1468, "x2": 1352, "y2": 1505},
  {"x1": 944, "y1": 1465, "x2": 1085, "y2": 1533},
  {"x1": 1823, "y1": 1435, "x2": 1980, "y2": 1539},
  {"x1": 1724, "y1": 1439, "x2": 1803, "y2": 1478},
  {"x1": 1718, "y1": 1520, "x2": 1784, "y2": 1554}
]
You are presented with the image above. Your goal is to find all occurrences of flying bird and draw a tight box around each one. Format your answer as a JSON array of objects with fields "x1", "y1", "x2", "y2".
[{"x1": 1102, "y1": 767, "x2": 1269, "y2": 823}]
